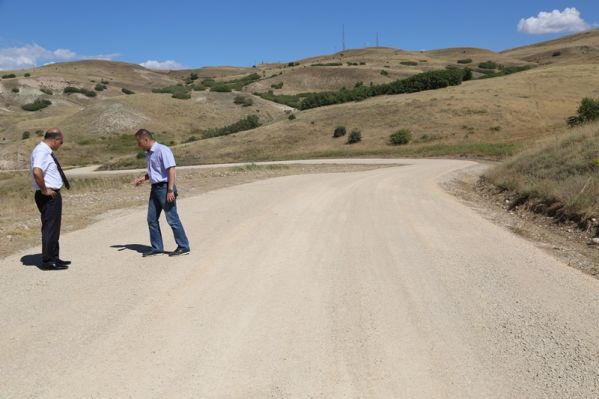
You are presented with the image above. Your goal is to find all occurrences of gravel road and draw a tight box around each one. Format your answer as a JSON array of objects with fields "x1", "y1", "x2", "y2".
[{"x1": 1, "y1": 158, "x2": 598, "y2": 398}]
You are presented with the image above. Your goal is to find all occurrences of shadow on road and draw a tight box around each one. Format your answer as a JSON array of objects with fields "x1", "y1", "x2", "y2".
[
  {"x1": 111, "y1": 244, "x2": 152, "y2": 254},
  {"x1": 20, "y1": 254, "x2": 67, "y2": 271}
]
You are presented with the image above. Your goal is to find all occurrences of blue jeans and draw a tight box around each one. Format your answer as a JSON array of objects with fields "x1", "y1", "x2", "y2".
[{"x1": 147, "y1": 184, "x2": 190, "y2": 251}]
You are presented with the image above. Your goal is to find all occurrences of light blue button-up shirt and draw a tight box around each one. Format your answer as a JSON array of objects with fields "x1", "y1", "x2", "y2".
[{"x1": 146, "y1": 142, "x2": 176, "y2": 184}]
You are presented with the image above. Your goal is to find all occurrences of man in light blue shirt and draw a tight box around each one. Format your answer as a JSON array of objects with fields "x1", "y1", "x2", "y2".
[{"x1": 133, "y1": 129, "x2": 190, "y2": 257}]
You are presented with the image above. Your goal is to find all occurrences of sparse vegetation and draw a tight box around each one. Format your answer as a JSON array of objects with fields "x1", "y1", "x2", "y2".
[
  {"x1": 21, "y1": 131, "x2": 30, "y2": 140},
  {"x1": 380, "y1": 70, "x2": 389, "y2": 76},
  {"x1": 477, "y1": 65, "x2": 531, "y2": 79},
  {"x1": 311, "y1": 62, "x2": 343, "y2": 67},
  {"x1": 333, "y1": 126, "x2": 346, "y2": 138},
  {"x1": 11, "y1": 88, "x2": 19, "y2": 93},
  {"x1": 400, "y1": 61, "x2": 418, "y2": 66},
  {"x1": 287, "y1": 62, "x2": 300, "y2": 67},
  {"x1": 21, "y1": 99, "x2": 51, "y2": 111},
  {"x1": 347, "y1": 129, "x2": 362, "y2": 144},
  {"x1": 552, "y1": 51, "x2": 562, "y2": 57},
  {"x1": 2, "y1": 73, "x2": 16, "y2": 79},
  {"x1": 210, "y1": 83, "x2": 232, "y2": 92},
  {"x1": 24, "y1": 73, "x2": 31, "y2": 77},
  {"x1": 288, "y1": 114, "x2": 296, "y2": 120},
  {"x1": 95, "y1": 83, "x2": 107, "y2": 91},
  {"x1": 271, "y1": 82, "x2": 284, "y2": 89},
  {"x1": 121, "y1": 88, "x2": 135, "y2": 95},
  {"x1": 202, "y1": 115, "x2": 261, "y2": 139},
  {"x1": 457, "y1": 58, "x2": 472, "y2": 64},
  {"x1": 172, "y1": 91, "x2": 191, "y2": 100},
  {"x1": 390, "y1": 129, "x2": 413, "y2": 145},
  {"x1": 253, "y1": 90, "x2": 304, "y2": 108}
]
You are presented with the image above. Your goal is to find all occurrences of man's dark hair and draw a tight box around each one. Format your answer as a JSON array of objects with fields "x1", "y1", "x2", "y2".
[
  {"x1": 44, "y1": 131, "x2": 62, "y2": 140},
  {"x1": 135, "y1": 128, "x2": 153, "y2": 139}
]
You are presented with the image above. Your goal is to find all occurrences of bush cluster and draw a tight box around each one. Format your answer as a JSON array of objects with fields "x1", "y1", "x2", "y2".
[
  {"x1": 64, "y1": 86, "x2": 97, "y2": 97},
  {"x1": 2, "y1": 73, "x2": 16, "y2": 79},
  {"x1": 567, "y1": 98, "x2": 599, "y2": 127},
  {"x1": 24, "y1": 73, "x2": 31, "y2": 77},
  {"x1": 300, "y1": 69, "x2": 468, "y2": 110},
  {"x1": 40, "y1": 88, "x2": 53, "y2": 95},
  {"x1": 477, "y1": 65, "x2": 530, "y2": 80},
  {"x1": 121, "y1": 88, "x2": 135, "y2": 95},
  {"x1": 347, "y1": 129, "x2": 361, "y2": 144},
  {"x1": 333, "y1": 126, "x2": 346, "y2": 138},
  {"x1": 22, "y1": 99, "x2": 51, "y2": 111},
  {"x1": 95, "y1": 83, "x2": 107, "y2": 91},
  {"x1": 152, "y1": 84, "x2": 191, "y2": 99},
  {"x1": 172, "y1": 92, "x2": 191, "y2": 100},
  {"x1": 271, "y1": 82, "x2": 284, "y2": 89},
  {"x1": 400, "y1": 61, "x2": 418, "y2": 66},
  {"x1": 22, "y1": 131, "x2": 30, "y2": 140},
  {"x1": 457, "y1": 58, "x2": 472, "y2": 64},
  {"x1": 287, "y1": 62, "x2": 300, "y2": 67},
  {"x1": 12, "y1": 87, "x2": 19, "y2": 93},
  {"x1": 478, "y1": 61, "x2": 497, "y2": 70},
  {"x1": 253, "y1": 90, "x2": 304, "y2": 108},
  {"x1": 390, "y1": 129, "x2": 413, "y2": 145},
  {"x1": 203, "y1": 115, "x2": 261, "y2": 139},
  {"x1": 234, "y1": 95, "x2": 253, "y2": 107},
  {"x1": 380, "y1": 69, "x2": 389, "y2": 76}
]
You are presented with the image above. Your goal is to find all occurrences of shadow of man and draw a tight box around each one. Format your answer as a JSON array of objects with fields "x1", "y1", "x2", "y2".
[
  {"x1": 110, "y1": 244, "x2": 152, "y2": 254},
  {"x1": 20, "y1": 254, "x2": 66, "y2": 271}
]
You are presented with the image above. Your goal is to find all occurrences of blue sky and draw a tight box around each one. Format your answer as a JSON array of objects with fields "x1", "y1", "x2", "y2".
[{"x1": 0, "y1": 0, "x2": 597, "y2": 70}]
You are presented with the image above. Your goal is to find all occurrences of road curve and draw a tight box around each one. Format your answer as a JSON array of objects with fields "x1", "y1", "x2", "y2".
[{"x1": 1, "y1": 158, "x2": 598, "y2": 398}]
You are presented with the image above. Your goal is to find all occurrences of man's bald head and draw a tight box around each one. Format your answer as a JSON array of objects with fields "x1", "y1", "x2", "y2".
[{"x1": 44, "y1": 128, "x2": 64, "y2": 150}]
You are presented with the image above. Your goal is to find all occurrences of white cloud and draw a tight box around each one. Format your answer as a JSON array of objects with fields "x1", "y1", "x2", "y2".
[
  {"x1": 140, "y1": 60, "x2": 185, "y2": 70},
  {"x1": 0, "y1": 43, "x2": 119, "y2": 70},
  {"x1": 518, "y1": 7, "x2": 590, "y2": 34}
]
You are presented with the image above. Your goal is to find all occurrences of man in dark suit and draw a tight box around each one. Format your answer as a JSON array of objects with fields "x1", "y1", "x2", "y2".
[{"x1": 30, "y1": 128, "x2": 71, "y2": 270}]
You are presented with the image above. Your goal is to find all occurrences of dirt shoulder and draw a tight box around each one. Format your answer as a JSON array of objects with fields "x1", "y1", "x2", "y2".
[{"x1": 442, "y1": 163, "x2": 599, "y2": 278}]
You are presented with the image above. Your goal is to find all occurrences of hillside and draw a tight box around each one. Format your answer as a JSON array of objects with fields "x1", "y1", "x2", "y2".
[{"x1": 2, "y1": 29, "x2": 599, "y2": 169}]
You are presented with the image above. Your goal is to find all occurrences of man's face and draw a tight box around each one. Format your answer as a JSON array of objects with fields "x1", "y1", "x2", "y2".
[
  {"x1": 136, "y1": 136, "x2": 151, "y2": 151},
  {"x1": 49, "y1": 134, "x2": 64, "y2": 151}
]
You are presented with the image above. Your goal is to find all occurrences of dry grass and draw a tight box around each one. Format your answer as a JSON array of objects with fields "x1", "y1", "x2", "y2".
[
  {"x1": 483, "y1": 122, "x2": 599, "y2": 220},
  {"x1": 0, "y1": 163, "x2": 387, "y2": 259}
]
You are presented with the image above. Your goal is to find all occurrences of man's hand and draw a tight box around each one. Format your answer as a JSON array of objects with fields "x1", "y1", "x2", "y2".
[
  {"x1": 133, "y1": 176, "x2": 146, "y2": 187},
  {"x1": 167, "y1": 191, "x2": 176, "y2": 203},
  {"x1": 42, "y1": 188, "x2": 57, "y2": 198}
]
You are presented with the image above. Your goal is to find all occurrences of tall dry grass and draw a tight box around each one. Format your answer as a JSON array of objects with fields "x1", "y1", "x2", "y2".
[{"x1": 484, "y1": 122, "x2": 599, "y2": 219}]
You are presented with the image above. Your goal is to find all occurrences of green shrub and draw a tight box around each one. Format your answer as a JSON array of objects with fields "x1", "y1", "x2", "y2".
[
  {"x1": 478, "y1": 61, "x2": 497, "y2": 69},
  {"x1": 347, "y1": 129, "x2": 361, "y2": 144},
  {"x1": 35, "y1": 130, "x2": 44, "y2": 136},
  {"x1": 184, "y1": 136, "x2": 199, "y2": 143},
  {"x1": 253, "y1": 91, "x2": 304, "y2": 108},
  {"x1": 457, "y1": 58, "x2": 472, "y2": 64},
  {"x1": 22, "y1": 131, "x2": 30, "y2": 140},
  {"x1": 95, "y1": 83, "x2": 107, "y2": 91},
  {"x1": 400, "y1": 61, "x2": 418, "y2": 66},
  {"x1": 63, "y1": 86, "x2": 96, "y2": 97},
  {"x1": 288, "y1": 114, "x2": 296, "y2": 120},
  {"x1": 390, "y1": 129, "x2": 412, "y2": 145},
  {"x1": 189, "y1": 72, "x2": 199, "y2": 81},
  {"x1": 121, "y1": 88, "x2": 135, "y2": 95},
  {"x1": 271, "y1": 82, "x2": 284, "y2": 89},
  {"x1": 2, "y1": 73, "x2": 16, "y2": 79},
  {"x1": 333, "y1": 126, "x2": 346, "y2": 138},
  {"x1": 24, "y1": 73, "x2": 31, "y2": 77},
  {"x1": 172, "y1": 91, "x2": 191, "y2": 99},
  {"x1": 380, "y1": 70, "x2": 389, "y2": 76},
  {"x1": 210, "y1": 83, "x2": 232, "y2": 92},
  {"x1": 234, "y1": 95, "x2": 253, "y2": 106},
  {"x1": 101, "y1": 79, "x2": 109, "y2": 85},
  {"x1": 552, "y1": 51, "x2": 561, "y2": 57},
  {"x1": 40, "y1": 88, "x2": 53, "y2": 95},
  {"x1": 11, "y1": 87, "x2": 19, "y2": 93},
  {"x1": 287, "y1": 62, "x2": 300, "y2": 67},
  {"x1": 203, "y1": 115, "x2": 261, "y2": 138},
  {"x1": 568, "y1": 98, "x2": 599, "y2": 127},
  {"x1": 21, "y1": 99, "x2": 51, "y2": 111}
]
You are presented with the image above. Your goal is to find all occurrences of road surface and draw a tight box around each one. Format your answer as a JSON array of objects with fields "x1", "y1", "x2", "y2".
[{"x1": 1, "y1": 158, "x2": 598, "y2": 398}]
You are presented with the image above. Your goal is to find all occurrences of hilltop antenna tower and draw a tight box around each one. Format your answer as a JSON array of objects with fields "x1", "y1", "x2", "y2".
[{"x1": 342, "y1": 24, "x2": 346, "y2": 51}]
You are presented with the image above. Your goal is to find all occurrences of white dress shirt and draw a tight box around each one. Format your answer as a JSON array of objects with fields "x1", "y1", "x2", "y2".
[{"x1": 30, "y1": 141, "x2": 63, "y2": 190}]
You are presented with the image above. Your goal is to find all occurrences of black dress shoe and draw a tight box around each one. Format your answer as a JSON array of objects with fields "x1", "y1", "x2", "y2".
[
  {"x1": 142, "y1": 249, "x2": 163, "y2": 257},
  {"x1": 169, "y1": 247, "x2": 190, "y2": 257},
  {"x1": 56, "y1": 259, "x2": 71, "y2": 266},
  {"x1": 42, "y1": 261, "x2": 68, "y2": 270}
]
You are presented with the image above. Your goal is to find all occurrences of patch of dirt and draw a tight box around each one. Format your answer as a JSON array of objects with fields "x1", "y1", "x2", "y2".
[{"x1": 442, "y1": 163, "x2": 599, "y2": 278}]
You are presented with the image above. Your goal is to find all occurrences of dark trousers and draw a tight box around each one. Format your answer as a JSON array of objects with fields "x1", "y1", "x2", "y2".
[{"x1": 34, "y1": 190, "x2": 62, "y2": 262}]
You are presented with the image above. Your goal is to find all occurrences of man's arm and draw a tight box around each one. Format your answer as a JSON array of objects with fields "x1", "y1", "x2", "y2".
[
  {"x1": 133, "y1": 173, "x2": 149, "y2": 187},
  {"x1": 33, "y1": 167, "x2": 56, "y2": 198},
  {"x1": 166, "y1": 167, "x2": 176, "y2": 202}
]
